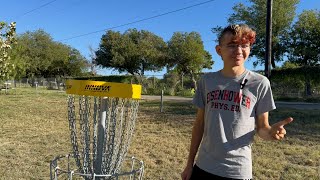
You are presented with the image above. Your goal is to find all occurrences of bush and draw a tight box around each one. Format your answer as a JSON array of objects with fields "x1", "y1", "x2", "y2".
[
  {"x1": 175, "y1": 89, "x2": 195, "y2": 97},
  {"x1": 143, "y1": 87, "x2": 163, "y2": 95},
  {"x1": 71, "y1": 75, "x2": 137, "y2": 84}
]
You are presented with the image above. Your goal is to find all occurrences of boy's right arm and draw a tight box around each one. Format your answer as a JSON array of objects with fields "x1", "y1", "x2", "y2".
[{"x1": 181, "y1": 108, "x2": 205, "y2": 180}]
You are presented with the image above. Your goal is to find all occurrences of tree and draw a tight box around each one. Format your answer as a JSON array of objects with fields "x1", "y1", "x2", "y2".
[
  {"x1": 8, "y1": 39, "x2": 28, "y2": 80},
  {"x1": 281, "y1": 61, "x2": 300, "y2": 69},
  {"x1": 287, "y1": 10, "x2": 320, "y2": 95},
  {"x1": 271, "y1": 61, "x2": 304, "y2": 97},
  {"x1": 271, "y1": 66, "x2": 320, "y2": 97},
  {"x1": 45, "y1": 45, "x2": 88, "y2": 77},
  {"x1": 162, "y1": 69, "x2": 183, "y2": 95},
  {"x1": 14, "y1": 30, "x2": 62, "y2": 77},
  {"x1": 0, "y1": 22, "x2": 16, "y2": 80},
  {"x1": 11, "y1": 29, "x2": 88, "y2": 78},
  {"x1": 95, "y1": 29, "x2": 167, "y2": 76},
  {"x1": 167, "y1": 31, "x2": 213, "y2": 89},
  {"x1": 214, "y1": 0, "x2": 299, "y2": 68},
  {"x1": 64, "y1": 48, "x2": 89, "y2": 77},
  {"x1": 288, "y1": 10, "x2": 320, "y2": 66},
  {"x1": 88, "y1": 45, "x2": 97, "y2": 76}
]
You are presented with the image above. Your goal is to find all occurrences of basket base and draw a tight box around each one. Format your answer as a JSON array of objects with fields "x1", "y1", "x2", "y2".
[{"x1": 50, "y1": 154, "x2": 144, "y2": 180}]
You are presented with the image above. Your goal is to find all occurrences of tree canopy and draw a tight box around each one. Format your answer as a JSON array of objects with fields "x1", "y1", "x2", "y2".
[
  {"x1": 272, "y1": 10, "x2": 320, "y2": 95},
  {"x1": 167, "y1": 31, "x2": 213, "y2": 89},
  {"x1": 214, "y1": 0, "x2": 300, "y2": 68},
  {"x1": 287, "y1": 10, "x2": 320, "y2": 66},
  {"x1": 95, "y1": 29, "x2": 167, "y2": 76},
  {"x1": 10, "y1": 29, "x2": 88, "y2": 78},
  {"x1": 285, "y1": 10, "x2": 320, "y2": 95}
]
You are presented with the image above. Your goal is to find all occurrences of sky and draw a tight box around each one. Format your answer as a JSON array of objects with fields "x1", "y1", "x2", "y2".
[{"x1": 1, "y1": 0, "x2": 319, "y2": 77}]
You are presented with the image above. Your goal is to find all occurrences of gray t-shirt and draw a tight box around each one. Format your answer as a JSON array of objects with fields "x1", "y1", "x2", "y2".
[{"x1": 193, "y1": 70, "x2": 276, "y2": 179}]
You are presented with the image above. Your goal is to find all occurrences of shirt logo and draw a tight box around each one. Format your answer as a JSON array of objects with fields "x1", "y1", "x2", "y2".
[{"x1": 207, "y1": 89, "x2": 251, "y2": 112}]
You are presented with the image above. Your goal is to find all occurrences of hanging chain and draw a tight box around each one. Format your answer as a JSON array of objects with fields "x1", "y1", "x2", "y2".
[
  {"x1": 67, "y1": 95, "x2": 140, "y2": 178},
  {"x1": 67, "y1": 95, "x2": 82, "y2": 171},
  {"x1": 92, "y1": 97, "x2": 99, "y2": 166},
  {"x1": 112, "y1": 98, "x2": 129, "y2": 174},
  {"x1": 104, "y1": 97, "x2": 119, "y2": 174},
  {"x1": 123, "y1": 100, "x2": 140, "y2": 165},
  {"x1": 83, "y1": 96, "x2": 92, "y2": 174},
  {"x1": 78, "y1": 96, "x2": 87, "y2": 173}
]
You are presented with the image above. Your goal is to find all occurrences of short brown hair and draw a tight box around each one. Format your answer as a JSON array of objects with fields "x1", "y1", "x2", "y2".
[{"x1": 218, "y1": 24, "x2": 256, "y2": 45}]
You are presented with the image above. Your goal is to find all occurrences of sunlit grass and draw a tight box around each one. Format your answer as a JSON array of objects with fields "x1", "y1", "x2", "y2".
[{"x1": 0, "y1": 87, "x2": 319, "y2": 179}]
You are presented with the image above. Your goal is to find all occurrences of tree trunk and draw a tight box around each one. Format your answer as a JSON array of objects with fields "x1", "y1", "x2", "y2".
[
  {"x1": 191, "y1": 73, "x2": 197, "y2": 91},
  {"x1": 168, "y1": 80, "x2": 180, "y2": 96},
  {"x1": 181, "y1": 73, "x2": 184, "y2": 89},
  {"x1": 271, "y1": 50, "x2": 276, "y2": 68},
  {"x1": 304, "y1": 69, "x2": 312, "y2": 96},
  {"x1": 303, "y1": 56, "x2": 311, "y2": 96}
]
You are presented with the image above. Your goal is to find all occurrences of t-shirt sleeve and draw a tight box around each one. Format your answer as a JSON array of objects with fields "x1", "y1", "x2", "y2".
[
  {"x1": 255, "y1": 77, "x2": 276, "y2": 116},
  {"x1": 192, "y1": 76, "x2": 205, "y2": 109}
]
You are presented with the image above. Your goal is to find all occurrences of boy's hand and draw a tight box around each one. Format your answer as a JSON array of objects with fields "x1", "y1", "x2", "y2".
[
  {"x1": 181, "y1": 164, "x2": 193, "y2": 180},
  {"x1": 270, "y1": 117, "x2": 293, "y2": 140}
]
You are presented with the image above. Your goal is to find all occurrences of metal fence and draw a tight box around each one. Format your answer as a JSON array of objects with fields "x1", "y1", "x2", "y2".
[
  {"x1": 271, "y1": 81, "x2": 320, "y2": 99},
  {"x1": 1, "y1": 78, "x2": 64, "y2": 89},
  {"x1": 1, "y1": 76, "x2": 320, "y2": 99}
]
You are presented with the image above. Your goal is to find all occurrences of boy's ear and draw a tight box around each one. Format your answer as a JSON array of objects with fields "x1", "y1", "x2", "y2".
[{"x1": 215, "y1": 45, "x2": 222, "y2": 56}]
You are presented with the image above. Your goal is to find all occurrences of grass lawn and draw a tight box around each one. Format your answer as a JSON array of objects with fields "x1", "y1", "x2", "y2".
[{"x1": 0, "y1": 87, "x2": 319, "y2": 179}]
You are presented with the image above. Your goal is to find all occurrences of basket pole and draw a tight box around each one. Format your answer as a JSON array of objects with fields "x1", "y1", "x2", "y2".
[{"x1": 94, "y1": 97, "x2": 107, "y2": 175}]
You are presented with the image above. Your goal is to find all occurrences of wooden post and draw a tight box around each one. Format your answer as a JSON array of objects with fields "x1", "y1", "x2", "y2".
[{"x1": 160, "y1": 90, "x2": 164, "y2": 113}]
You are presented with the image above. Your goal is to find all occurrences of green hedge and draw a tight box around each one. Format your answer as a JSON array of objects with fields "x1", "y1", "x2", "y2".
[
  {"x1": 271, "y1": 66, "x2": 320, "y2": 83},
  {"x1": 68, "y1": 75, "x2": 138, "y2": 84}
]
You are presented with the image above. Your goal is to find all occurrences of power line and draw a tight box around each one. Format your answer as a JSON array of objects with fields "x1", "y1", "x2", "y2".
[
  {"x1": 59, "y1": 0, "x2": 215, "y2": 42},
  {"x1": 16, "y1": 0, "x2": 59, "y2": 19}
]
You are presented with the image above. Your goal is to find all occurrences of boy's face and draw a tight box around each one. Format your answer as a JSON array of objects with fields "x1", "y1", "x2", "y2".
[{"x1": 215, "y1": 32, "x2": 251, "y2": 68}]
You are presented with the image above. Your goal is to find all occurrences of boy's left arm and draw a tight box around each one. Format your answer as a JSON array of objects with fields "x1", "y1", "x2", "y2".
[{"x1": 256, "y1": 112, "x2": 293, "y2": 140}]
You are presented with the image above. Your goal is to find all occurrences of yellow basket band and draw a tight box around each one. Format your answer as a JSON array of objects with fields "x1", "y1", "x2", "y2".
[{"x1": 65, "y1": 80, "x2": 141, "y2": 99}]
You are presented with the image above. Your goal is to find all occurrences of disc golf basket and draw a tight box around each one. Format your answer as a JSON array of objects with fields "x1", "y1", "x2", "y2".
[{"x1": 50, "y1": 80, "x2": 144, "y2": 179}]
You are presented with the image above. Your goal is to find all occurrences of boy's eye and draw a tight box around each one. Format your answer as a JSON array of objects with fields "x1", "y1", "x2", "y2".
[{"x1": 226, "y1": 44, "x2": 250, "y2": 49}]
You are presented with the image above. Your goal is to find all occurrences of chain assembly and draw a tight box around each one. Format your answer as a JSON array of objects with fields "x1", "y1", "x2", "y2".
[{"x1": 51, "y1": 80, "x2": 143, "y2": 179}]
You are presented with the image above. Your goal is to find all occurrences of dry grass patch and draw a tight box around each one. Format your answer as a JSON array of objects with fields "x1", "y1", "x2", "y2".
[
  {"x1": 0, "y1": 88, "x2": 319, "y2": 179},
  {"x1": 127, "y1": 101, "x2": 195, "y2": 179}
]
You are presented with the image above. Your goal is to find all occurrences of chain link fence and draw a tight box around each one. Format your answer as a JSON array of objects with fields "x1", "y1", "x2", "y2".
[
  {"x1": 271, "y1": 80, "x2": 320, "y2": 101},
  {"x1": 1, "y1": 74, "x2": 320, "y2": 100},
  {"x1": 0, "y1": 75, "x2": 196, "y2": 97},
  {"x1": 1, "y1": 77, "x2": 65, "y2": 90}
]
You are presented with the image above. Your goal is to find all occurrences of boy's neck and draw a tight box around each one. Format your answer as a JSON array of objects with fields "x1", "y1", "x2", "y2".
[{"x1": 221, "y1": 66, "x2": 246, "y2": 78}]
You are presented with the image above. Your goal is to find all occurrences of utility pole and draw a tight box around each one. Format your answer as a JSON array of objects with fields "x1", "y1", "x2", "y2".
[{"x1": 265, "y1": 0, "x2": 272, "y2": 79}]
